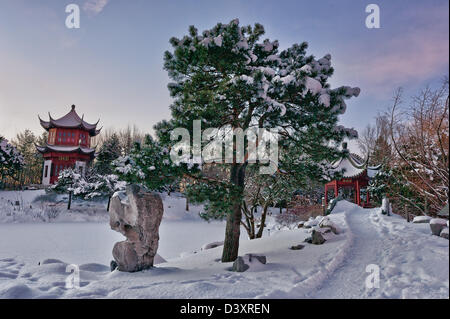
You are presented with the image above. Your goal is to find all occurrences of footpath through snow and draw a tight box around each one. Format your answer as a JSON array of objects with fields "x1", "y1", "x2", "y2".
[
  {"x1": 310, "y1": 202, "x2": 449, "y2": 298},
  {"x1": 0, "y1": 200, "x2": 448, "y2": 298}
]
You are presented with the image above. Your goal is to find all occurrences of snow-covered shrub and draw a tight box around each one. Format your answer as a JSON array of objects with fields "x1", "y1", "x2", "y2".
[
  {"x1": 275, "y1": 211, "x2": 304, "y2": 228},
  {"x1": 52, "y1": 169, "x2": 82, "y2": 194},
  {"x1": 0, "y1": 136, "x2": 24, "y2": 180}
]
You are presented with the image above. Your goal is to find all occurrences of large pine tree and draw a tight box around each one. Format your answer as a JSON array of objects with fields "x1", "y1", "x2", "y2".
[{"x1": 161, "y1": 19, "x2": 361, "y2": 262}]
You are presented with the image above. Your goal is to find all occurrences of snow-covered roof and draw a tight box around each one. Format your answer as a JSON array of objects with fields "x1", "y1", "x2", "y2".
[
  {"x1": 39, "y1": 105, "x2": 101, "y2": 136},
  {"x1": 36, "y1": 144, "x2": 96, "y2": 157},
  {"x1": 330, "y1": 144, "x2": 381, "y2": 179}
]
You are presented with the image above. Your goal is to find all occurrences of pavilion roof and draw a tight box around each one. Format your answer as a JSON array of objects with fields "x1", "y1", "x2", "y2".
[
  {"x1": 36, "y1": 144, "x2": 96, "y2": 157},
  {"x1": 39, "y1": 105, "x2": 101, "y2": 136},
  {"x1": 330, "y1": 144, "x2": 381, "y2": 179}
]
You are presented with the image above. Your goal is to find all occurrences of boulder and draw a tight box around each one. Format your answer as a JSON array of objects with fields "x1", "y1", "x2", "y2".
[
  {"x1": 245, "y1": 253, "x2": 266, "y2": 264},
  {"x1": 290, "y1": 244, "x2": 305, "y2": 250},
  {"x1": 311, "y1": 229, "x2": 326, "y2": 245},
  {"x1": 231, "y1": 254, "x2": 267, "y2": 272},
  {"x1": 109, "y1": 185, "x2": 164, "y2": 272},
  {"x1": 430, "y1": 218, "x2": 448, "y2": 236},
  {"x1": 440, "y1": 227, "x2": 449, "y2": 240},
  {"x1": 305, "y1": 230, "x2": 326, "y2": 245},
  {"x1": 319, "y1": 217, "x2": 340, "y2": 234},
  {"x1": 232, "y1": 257, "x2": 249, "y2": 272},
  {"x1": 304, "y1": 218, "x2": 319, "y2": 228},
  {"x1": 412, "y1": 216, "x2": 432, "y2": 224}
]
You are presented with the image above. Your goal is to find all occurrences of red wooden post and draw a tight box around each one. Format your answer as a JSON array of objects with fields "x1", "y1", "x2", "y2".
[
  {"x1": 334, "y1": 181, "x2": 338, "y2": 197},
  {"x1": 324, "y1": 185, "x2": 328, "y2": 205},
  {"x1": 356, "y1": 180, "x2": 360, "y2": 206}
]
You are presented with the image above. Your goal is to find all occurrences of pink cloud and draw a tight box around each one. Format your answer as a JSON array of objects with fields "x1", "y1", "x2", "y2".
[
  {"x1": 83, "y1": 0, "x2": 110, "y2": 15},
  {"x1": 334, "y1": 3, "x2": 449, "y2": 96}
]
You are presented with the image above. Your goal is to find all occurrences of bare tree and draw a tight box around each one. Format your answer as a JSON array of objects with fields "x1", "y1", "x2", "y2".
[
  {"x1": 388, "y1": 78, "x2": 449, "y2": 215},
  {"x1": 358, "y1": 114, "x2": 392, "y2": 165}
]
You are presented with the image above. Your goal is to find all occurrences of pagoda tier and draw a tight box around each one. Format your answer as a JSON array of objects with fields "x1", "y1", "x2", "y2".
[
  {"x1": 324, "y1": 143, "x2": 380, "y2": 208},
  {"x1": 36, "y1": 105, "x2": 101, "y2": 185},
  {"x1": 39, "y1": 104, "x2": 101, "y2": 136},
  {"x1": 36, "y1": 144, "x2": 96, "y2": 157}
]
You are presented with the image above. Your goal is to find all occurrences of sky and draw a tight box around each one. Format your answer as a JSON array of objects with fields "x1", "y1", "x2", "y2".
[{"x1": 0, "y1": 0, "x2": 448, "y2": 150}]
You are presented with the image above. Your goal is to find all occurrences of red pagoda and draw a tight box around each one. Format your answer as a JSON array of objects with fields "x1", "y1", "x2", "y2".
[
  {"x1": 36, "y1": 105, "x2": 101, "y2": 185},
  {"x1": 324, "y1": 143, "x2": 380, "y2": 207}
]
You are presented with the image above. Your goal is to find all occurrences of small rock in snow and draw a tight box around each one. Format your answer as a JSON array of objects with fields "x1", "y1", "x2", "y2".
[
  {"x1": 110, "y1": 260, "x2": 118, "y2": 272},
  {"x1": 245, "y1": 253, "x2": 267, "y2": 265},
  {"x1": 440, "y1": 227, "x2": 449, "y2": 240}
]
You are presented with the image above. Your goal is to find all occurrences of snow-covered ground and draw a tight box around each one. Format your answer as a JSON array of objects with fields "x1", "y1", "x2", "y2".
[{"x1": 0, "y1": 191, "x2": 448, "y2": 299}]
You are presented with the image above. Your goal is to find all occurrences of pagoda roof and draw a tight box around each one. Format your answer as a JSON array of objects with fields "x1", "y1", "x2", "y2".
[
  {"x1": 329, "y1": 144, "x2": 381, "y2": 179},
  {"x1": 39, "y1": 105, "x2": 101, "y2": 136},
  {"x1": 36, "y1": 144, "x2": 96, "y2": 157}
]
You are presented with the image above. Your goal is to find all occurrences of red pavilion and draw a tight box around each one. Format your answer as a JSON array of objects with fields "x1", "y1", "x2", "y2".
[
  {"x1": 36, "y1": 105, "x2": 101, "y2": 185},
  {"x1": 324, "y1": 143, "x2": 380, "y2": 207}
]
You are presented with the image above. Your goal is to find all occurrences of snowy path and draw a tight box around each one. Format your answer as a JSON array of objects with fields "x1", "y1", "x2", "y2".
[
  {"x1": 311, "y1": 207, "x2": 386, "y2": 298},
  {"x1": 310, "y1": 205, "x2": 449, "y2": 298}
]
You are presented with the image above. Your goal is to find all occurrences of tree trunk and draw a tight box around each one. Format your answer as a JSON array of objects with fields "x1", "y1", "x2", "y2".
[
  {"x1": 256, "y1": 204, "x2": 269, "y2": 238},
  {"x1": 68, "y1": 191, "x2": 72, "y2": 210},
  {"x1": 107, "y1": 195, "x2": 111, "y2": 212},
  {"x1": 221, "y1": 164, "x2": 245, "y2": 262},
  {"x1": 185, "y1": 197, "x2": 189, "y2": 211}
]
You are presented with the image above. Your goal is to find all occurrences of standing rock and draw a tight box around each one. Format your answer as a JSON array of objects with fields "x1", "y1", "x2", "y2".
[
  {"x1": 109, "y1": 184, "x2": 164, "y2": 272},
  {"x1": 381, "y1": 197, "x2": 391, "y2": 215},
  {"x1": 430, "y1": 218, "x2": 448, "y2": 236}
]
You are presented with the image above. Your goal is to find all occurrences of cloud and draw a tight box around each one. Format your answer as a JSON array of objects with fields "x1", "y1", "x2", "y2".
[
  {"x1": 349, "y1": 30, "x2": 447, "y2": 94},
  {"x1": 333, "y1": 2, "x2": 449, "y2": 97},
  {"x1": 83, "y1": 0, "x2": 110, "y2": 15}
]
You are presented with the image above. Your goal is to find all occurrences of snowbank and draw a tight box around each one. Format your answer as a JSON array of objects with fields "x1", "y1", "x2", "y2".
[{"x1": 0, "y1": 196, "x2": 448, "y2": 299}]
